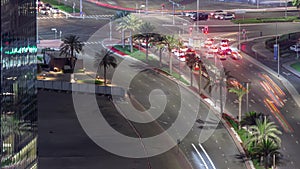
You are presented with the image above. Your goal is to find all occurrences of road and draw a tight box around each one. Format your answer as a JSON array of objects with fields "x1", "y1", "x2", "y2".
[
  {"x1": 137, "y1": 13, "x2": 300, "y2": 168},
  {"x1": 38, "y1": 3, "x2": 300, "y2": 168}
]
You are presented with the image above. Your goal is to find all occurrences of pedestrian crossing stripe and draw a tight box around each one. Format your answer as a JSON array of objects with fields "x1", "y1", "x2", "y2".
[
  {"x1": 84, "y1": 15, "x2": 114, "y2": 18},
  {"x1": 37, "y1": 16, "x2": 65, "y2": 19},
  {"x1": 82, "y1": 41, "x2": 102, "y2": 45}
]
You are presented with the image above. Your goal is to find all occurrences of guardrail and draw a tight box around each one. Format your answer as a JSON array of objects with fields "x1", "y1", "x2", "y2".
[{"x1": 36, "y1": 80, "x2": 125, "y2": 97}]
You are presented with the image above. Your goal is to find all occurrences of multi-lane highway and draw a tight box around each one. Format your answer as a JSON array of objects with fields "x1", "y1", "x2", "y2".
[{"x1": 38, "y1": 3, "x2": 300, "y2": 168}]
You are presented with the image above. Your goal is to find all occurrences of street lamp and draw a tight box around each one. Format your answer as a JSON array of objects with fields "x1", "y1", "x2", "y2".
[
  {"x1": 59, "y1": 31, "x2": 62, "y2": 40},
  {"x1": 145, "y1": 0, "x2": 148, "y2": 15},
  {"x1": 275, "y1": 22, "x2": 280, "y2": 77},
  {"x1": 80, "y1": 0, "x2": 83, "y2": 17},
  {"x1": 197, "y1": 0, "x2": 199, "y2": 33},
  {"x1": 51, "y1": 28, "x2": 57, "y2": 39}
]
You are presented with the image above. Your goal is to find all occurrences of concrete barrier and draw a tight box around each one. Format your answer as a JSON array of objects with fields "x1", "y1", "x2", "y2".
[{"x1": 37, "y1": 80, "x2": 125, "y2": 97}]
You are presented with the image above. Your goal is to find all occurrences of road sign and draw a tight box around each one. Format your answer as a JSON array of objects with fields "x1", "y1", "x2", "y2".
[{"x1": 274, "y1": 44, "x2": 278, "y2": 60}]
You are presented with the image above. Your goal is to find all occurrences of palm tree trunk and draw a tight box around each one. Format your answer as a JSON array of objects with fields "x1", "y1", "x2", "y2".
[
  {"x1": 190, "y1": 67, "x2": 193, "y2": 87},
  {"x1": 104, "y1": 66, "x2": 107, "y2": 86},
  {"x1": 169, "y1": 52, "x2": 173, "y2": 74},
  {"x1": 238, "y1": 97, "x2": 242, "y2": 130},
  {"x1": 146, "y1": 41, "x2": 149, "y2": 62},
  {"x1": 199, "y1": 64, "x2": 202, "y2": 94},
  {"x1": 130, "y1": 31, "x2": 133, "y2": 53},
  {"x1": 70, "y1": 47, "x2": 74, "y2": 70},
  {"x1": 264, "y1": 154, "x2": 268, "y2": 169},
  {"x1": 122, "y1": 29, "x2": 125, "y2": 48},
  {"x1": 159, "y1": 48, "x2": 162, "y2": 68}
]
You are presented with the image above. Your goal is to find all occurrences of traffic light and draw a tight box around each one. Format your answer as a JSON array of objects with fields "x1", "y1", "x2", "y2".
[{"x1": 203, "y1": 26, "x2": 208, "y2": 34}]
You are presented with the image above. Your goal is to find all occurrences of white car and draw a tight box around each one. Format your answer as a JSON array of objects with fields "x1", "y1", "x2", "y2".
[
  {"x1": 220, "y1": 44, "x2": 230, "y2": 51},
  {"x1": 214, "y1": 11, "x2": 227, "y2": 19},
  {"x1": 51, "y1": 7, "x2": 60, "y2": 14},
  {"x1": 290, "y1": 44, "x2": 300, "y2": 52},
  {"x1": 220, "y1": 13, "x2": 235, "y2": 20},
  {"x1": 40, "y1": 8, "x2": 49, "y2": 15},
  {"x1": 173, "y1": 50, "x2": 185, "y2": 57}
]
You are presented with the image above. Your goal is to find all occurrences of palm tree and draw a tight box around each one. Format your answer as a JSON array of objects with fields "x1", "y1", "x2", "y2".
[
  {"x1": 229, "y1": 86, "x2": 248, "y2": 129},
  {"x1": 160, "y1": 35, "x2": 179, "y2": 74},
  {"x1": 116, "y1": 14, "x2": 142, "y2": 52},
  {"x1": 94, "y1": 49, "x2": 117, "y2": 86},
  {"x1": 292, "y1": 0, "x2": 300, "y2": 17},
  {"x1": 155, "y1": 43, "x2": 165, "y2": 68},
  {"x1": 241, "y1": 111, "x2": 265, "y2": 127},
  {"x1": 113, "y1": 11, "x2": 130, "y2": 48},
  {"x1": 252, "y1": 139, "x2": 280, "y2": 169},
  {"x1": 59, "y1": 34, "x2": 84, "y2": 70},
  {"x1": 133, "y1": 22, "x2": 160, "y2": 62},
  {"x1": 246, "y1": 118, "x2": 282, "y2": 147},
  {"x1": 185, "y1": 53, "x2": 198, "y2": 86}
]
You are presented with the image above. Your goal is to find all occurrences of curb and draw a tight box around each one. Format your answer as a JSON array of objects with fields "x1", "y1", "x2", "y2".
[
  {"x1": 282, "y1": 61, "x2": 300, "y2": 78},
  {"x1": 247, "y1": 39, "x2": 300, "y2": 107}
]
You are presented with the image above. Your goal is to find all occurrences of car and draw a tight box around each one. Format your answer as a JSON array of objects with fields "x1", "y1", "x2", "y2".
[
  {"x1": 203, "y1": 38, "x2": 214, "y2": 48},
  {"x1": 290, "y1": 44, "x2": 300, "y2": 52},
  {"x1": 173, "y1": 50, "x2": 185, "y2": 57},
  {"x1": 185, "y1": 11, "x2": 197, "y2": 17},
  {"x1": 214, "y1": 11, "x2": 227, "y2": 19},
  {"x1": 230, "y1": 51, "x2": 243, "y2": 60},
  {"x1": 219, "y1": 53, "x2": 227, "y2": 60},
  {"x1": 220, "y1": 13, "x2": 235, "y2": 20},
  {"x1": 178, "y1": 55, "x2": 186, "y2": 62},
  {"x1": 220, "y1": 39, "x2": 229, "y2": 45},
  {"x1": 227, "y1": 77, "x2": 243, "y2": 88},
  {"x1": 50, "y1": 7, "x2": 60, "y2": 14},
  {"x1": 191, "y1": 13, "x2": 208, "y2": 21},
  {"x1": 44, "y1": 3, "x2": 52, "y2": 10},
  {"x1": 40, "y1": 8, "x2": 49, "y2": 15},
  {"x1": 210, "y1": 10, "x2": 224, "y2": 16},
  {"x1": 209, "y1": 45, "x2": 218, "y2": 53},
  {"x1": 219, "y1": 44, "x2": 230, "y2": 51}
]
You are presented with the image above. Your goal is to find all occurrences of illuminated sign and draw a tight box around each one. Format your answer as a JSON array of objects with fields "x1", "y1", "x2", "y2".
[{"x1": 0, "y1": 46, "x2": 37, "y2": 55}]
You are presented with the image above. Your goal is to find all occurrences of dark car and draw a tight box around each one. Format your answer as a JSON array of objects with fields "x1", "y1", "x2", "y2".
[
  {"x1": 44, "y1": 3, "x2": 52, "y2": 10},
  {"x1": 191, "y1": 13, "x2": 208, "y2": 21}
]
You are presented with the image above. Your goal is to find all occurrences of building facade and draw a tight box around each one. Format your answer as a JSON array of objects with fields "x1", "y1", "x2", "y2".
[{"x1": 1, "y1": 0, "x2": 38, "y2": 168}]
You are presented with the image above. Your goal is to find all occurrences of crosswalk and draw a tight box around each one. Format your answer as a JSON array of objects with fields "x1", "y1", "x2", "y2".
[
  {"x1": 83, "y1": 14, "x2": 114, "y2": 19},
  {"x1": 38, "y1": 16, "x2": 66, "y2": 20},
  {"x1": 82, "y1": 41, "x2": 103, "y2": 45},
  {"x1": 38, "y1": 14, "x2": 114, "y2": 20}
]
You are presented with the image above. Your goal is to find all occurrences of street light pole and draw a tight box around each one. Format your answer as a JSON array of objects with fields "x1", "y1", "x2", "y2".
[
  {"x1": 80, "y1": 0, "x2": 83, "y2": 17},
  {"x1": 285, "y1": 0, "x2": 287, "y2": 18},
  {"x1": 51, "y1": 28, "x2": 57, "y2": 39},
  {"x1": 36, "y1": 0, "x2": 39, "y2": 44},
  {"x1": 238, "y1": 23, "x2": 241, "y2": 51},
  {"x1": 109, "y1": 18, "x2": 112, "y2": 40},
  {"x1": 276, "y1": 23, "x2": 280, "y2": 77},
  {"x1": 146, "y1": 0, "x2": 148, "y2": 15},
  {"x1": 59, "y1": 31, "x2": 62, "y2": 40},
  {"x1": 172, "y1": 2, "x2": 175, "y2": 25},
  {"x1": 245, "y1": 82, "x2": 250, "y2": 113},
  {"x1": 196, "y1": 0, "x2": 199, "y2": 33}
]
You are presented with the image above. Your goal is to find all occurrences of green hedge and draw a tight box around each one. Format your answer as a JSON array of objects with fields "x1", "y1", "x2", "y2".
[
  {"x1": 232, "y1": 16, "x2": 299, "y2": 24},
  {"x1": 41, "y1": 0, "x2": 80, "y2": 13}
]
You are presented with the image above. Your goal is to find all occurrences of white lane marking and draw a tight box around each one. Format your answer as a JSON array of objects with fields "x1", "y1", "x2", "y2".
[
  {"x1": 192, "y1": 143, "x2": 209, "y2": 169},
  {"x1": 199, "y1": 144, "x2": 217, "y2": 169}
]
